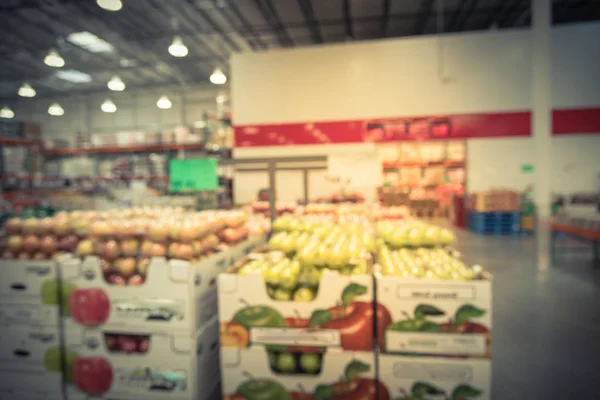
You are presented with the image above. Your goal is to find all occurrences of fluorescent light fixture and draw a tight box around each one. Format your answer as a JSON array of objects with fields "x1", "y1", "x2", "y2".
[
  {"x1": 157, "y1": 95, "x2": 172, "y2": 109},
  {"x1": 107, "y1": 76, "x2": 125, "y2": 91},
  {"x1": 56, "y1": 69, "x2": 93, "y2": 83},
  {"x1": 168, "y1": 36, "x2": 188, "y2": 57},
  {"x1": 101, "y1": 99, "x2": 117, "y2": 113},
  {"x1": 48, "y1": 103, "x2": 64, "y2": 116},
  {"x1": 210, "y1": 67, "x2": 227, "y2": 85},
  {"x1": 67, "y1": 31, "x2": 114, "y2": 53},
  {"x1": 0, "y1": 107, "x2": 15, "y2": 119},
  {"x1": 44, "y1": 49, "x2": 65, "y2": 68},
  {"x1": 97, "y1": 0, "x2": 122, "y2": 11},
  {"x1": 18, "y1": 83, "x2": 36, "y2": 97}
]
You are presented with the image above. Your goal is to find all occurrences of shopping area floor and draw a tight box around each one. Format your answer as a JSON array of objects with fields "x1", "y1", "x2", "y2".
[{"x1": 454, "y1": 230, "x2": 600, "y2": 399}]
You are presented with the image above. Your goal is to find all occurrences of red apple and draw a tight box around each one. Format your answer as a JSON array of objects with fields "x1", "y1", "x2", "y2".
[
  {"x1": 102, "y1": 240, "x2": 120, "y2": 261},
  {"x1": 22, "y1": 218, "x2": 40, "y2": 235},
  {"x1": 22, "y1": 235, "x2": 41, "y2": 254},
  {"x1": 38, "y1": 218, "x2": 54, "y2": 236},
  {"x1": 91, "y1": 221, "x2": 112, "y2": 238},
  {"x1": 105, "y1": 334, "x2": 119, "y2": 352},
  {"x1": 148, "y1": 222, "x2": 169, "y2": 243},
  {"x1": 7, "y1": 235, "x2": 23, "y2": 253},
  {"x1": 114, "y1": 257, "x2": 136, "y2": 278},
  {"x1": 118, "y1": 336, "x2": 137, "y2": 353},
  {"x1": 33, "y1": 252, "x2": 47, "y2": 260},
  {"x1": 40, "y1": 236, "x2": 58, "y2": 255},
  {"x1": 178, "y1": 224, "x2": 197, "y2": 243},
  {"x1": 106, "y1": 273, "x2": 126, "y2": 286},
  {"x1": 5, "y1": 218, "x2": 22, "y2": 234},
  {"x1": 128, "y1": 274, "x2": 145, "y2": 286},
  {"x1": 2, "y1": 250, "x2": 16, "y2": 259},
  {"x1": 172, "y1": 243, "x2": 194, "y2": 261},
  {"x1": 137, "y1": 337, "x2": 150, "y2": 353},
  {"x1": 120, "y1": 239, "x2": 139, "y2": 257},
  {"x1": 77, "y1": 240, "x2": 95, "y2": 258},
  {"x1": 100, "y1": 259, "x2": 112, "y2": 274},
  {"x1": 18, "y1": 252, "x2": 30, "y2": 260},
  {"x1": 57, "y1": 235, "x2": 79, "y2": 252},
  {"x1": 53, "y1": 218, "x2": 73, "y2": 237}
]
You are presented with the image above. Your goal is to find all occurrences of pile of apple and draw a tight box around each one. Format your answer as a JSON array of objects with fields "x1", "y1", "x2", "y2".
[
  {"x1": 1, "y1": 207, "x2": 252, "y2": 285},
  {"x1": 378, "y1": 246, "x2": 483, "y2": 280},
  {"x1": 377, "y1": 220, "x2": 455, "y2": 248},
  {"x1": 104, "y1": 333, "x2": 150, "y2": 354},
  {"x1": 267, "y1": 349, "x2": 322, "y2": 375}
]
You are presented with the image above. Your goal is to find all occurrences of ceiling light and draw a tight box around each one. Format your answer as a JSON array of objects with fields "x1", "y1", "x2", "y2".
[
  {"x1": 56, "y1": 69, "x2": 92, "y2": 83},
  {"x1": 0, "y1": 107, "x2": 15, "y2": 119},
  {"x1": 157, "y1": 96, "x2": 172, "y2": 110},
  {"x1": 97, "y1": 0, "x2": 122, "y2": 11},
  {"x1": 44, "y1": 49, "x2": 65, "y2": 68},
  {"x1": 216, "y1": 94, "x2": 227, "y2": 104},
  {"x1": 210, "y1": 67, "x2": 227, "y2": 85},
  {"x1": 68, "y1": 31, "x2": 114, "y2": 53},
  {"x1": 101, "y1": 99, "x2": 117, "y2": 113},
  {"x1": 168, "y1": 36, "x2": 188, "y2": 57},
  {"x1": 107, "y1": 76, "x2": 125, "y2": 91},
  {"x1": 18, "y1": 83, "x2": 36, "y2": 98},
  {"x1": 48, "y1": 103, "x2": 64, "y2": 116}
]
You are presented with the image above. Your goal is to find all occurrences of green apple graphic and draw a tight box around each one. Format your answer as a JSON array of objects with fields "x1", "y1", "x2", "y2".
[
  {"x1": 236, "y1": 379, "x2": 291, "y2": 400},
  {"x1": 232, "y1": 306, "x2": 287, "y2": 329}
]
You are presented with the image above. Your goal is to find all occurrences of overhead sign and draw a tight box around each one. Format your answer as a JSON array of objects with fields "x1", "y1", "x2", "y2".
[{"x1": 169, "y1": 158, "x2": 218, "y2": 192}]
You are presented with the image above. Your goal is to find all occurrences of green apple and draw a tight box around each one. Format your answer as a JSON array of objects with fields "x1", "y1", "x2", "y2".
[
  {"x1": 279, "y1": 267, "x2": 298, "y2": 291},
  {"x1": 407, "y1": 228, "x2": 423, "y2": 247},
  {"x1": 276, "y1": 352, "x2": 296, "y2": 373},
  {"x1": 299, "y1": 353, "x2": 321, "y2": 374},
  {"x1": 293, "y1": 287, "x2": 316, "y2": 302},
  {"x1": 273, "y1": 288, "x2": 292, "y2": 301}
]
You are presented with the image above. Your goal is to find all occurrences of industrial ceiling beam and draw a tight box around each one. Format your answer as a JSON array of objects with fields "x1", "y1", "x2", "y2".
[
  {"x1": 297, "y1": 0, "x2": 324, "y2": 44},
  {"x1": 414, "y1": 0, "x2": 435, "y2": 34},
  {"x1": 343, "y1": 0, "x2": 353, "y2": 39},
  {"x1": 184, "y1": 0, "x2": 242, "y2": 52},
  {"x1": 253, "y1": 0, "x2": 294, "y2": 47},
  {"x1": 453, "y1": 0, "x2": 480, "y2": 32},
  {"x1": 381, "y1": 0, "x2": 391, "y2": 37},
  {"x1": 225, "y1": 0, "x2": 269, "y2": 50}
]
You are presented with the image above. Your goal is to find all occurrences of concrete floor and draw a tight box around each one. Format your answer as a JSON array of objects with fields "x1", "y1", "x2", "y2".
[{"x1": 455, "y1": 231, "x2": 600, "y2": 399}]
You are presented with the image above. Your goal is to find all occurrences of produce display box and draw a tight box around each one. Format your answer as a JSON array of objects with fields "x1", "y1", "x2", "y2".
[
  {"x1": 0, "y1": 325, "x2": 62, "y2": 374},
  {"x1": 376, "y1": 273, "x2": 492, "y2": 358},
  {"x1": 0, "y1": 368, "x2": 63, "y2": 394},
  {"x1": 64, "y1": 316, "x2": 219, "y2": 400},
  {"x1": 219, "y1": 254, "x2": 382, "y2": 352},
  {"x1": 221, "y1": 347, "x2": 382, "y2": 399},
  {"x1": 60, "y1": 235, "x2": 263, "y2": 334},
  {"x1": 0, "y1": 390, "x2": 64, "y2": 400},
  {"x1": 0, "y1": 259, "x2": 61, "y2": 327},
  {"x1": 378, "y1": 354, "x2": 492, "y2": 400}
]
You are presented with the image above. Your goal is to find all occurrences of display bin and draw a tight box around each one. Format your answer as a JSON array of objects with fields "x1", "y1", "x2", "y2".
[
  {"x1": 0, "y1": 259, "x2": 61, "y2": 327},
  {"x1": 63, "y1": 317, "x2": 219, "y2": 400},
  {"x1": 221, "y1": 347, "x2": 380, "y2": 399},
  {"x1": 60, "y1": 235, "x2": 265, "y2": 334},
  {"x1": 378, "y1": 354, "x2": 492, "y2": 400},
  {"x1": 219, "y1": 252, "x2": 381, "y2": 353},
  {"x1": 375, "y1": 272, "x2": 492, "y2": 359}
]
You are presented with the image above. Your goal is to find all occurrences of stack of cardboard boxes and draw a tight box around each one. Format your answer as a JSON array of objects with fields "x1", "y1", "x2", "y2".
[{"x1": 0, "y1": 259, "x2": 64, "y2": 400}]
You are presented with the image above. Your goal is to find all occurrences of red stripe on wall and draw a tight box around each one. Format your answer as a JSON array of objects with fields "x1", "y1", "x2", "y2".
[
  {"x1": 235, "y1": 108, "x2": 599, "y2": 147},
  {"x1": 553, "y1": 108, "x2": 600, "y2": 135}
]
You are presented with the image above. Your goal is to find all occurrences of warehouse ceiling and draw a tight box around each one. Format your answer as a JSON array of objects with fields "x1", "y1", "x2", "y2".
[{"x1": 1, "y1": 0, "x2": 599, "y2": 101}]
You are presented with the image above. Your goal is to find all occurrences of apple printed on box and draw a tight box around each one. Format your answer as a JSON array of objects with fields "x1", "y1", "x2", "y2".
[
  {"x1": 64, "y1": 317, "x2": 220, "y2": 400},
  {"x1": 219, "y1": 270, "x2": 387, "y2": 352},
  {"x1": 0, "y1": 260, "x2": 61, "y2": 327},
  {"x1": 378, "y1": 354, "x2": 492, "y2": 400},
  {"x1": 0, "y1": 326, "x2": 62, "y2": 374},
  {"x1": 376, "y1": 274, "x2": 492, "y2": 358},
  {"x1": 221, "y1": 347, "x2": 384, "y2": 399},
  {"x1": 60, "y1": 252, "x2": 225, "y2": 334}
]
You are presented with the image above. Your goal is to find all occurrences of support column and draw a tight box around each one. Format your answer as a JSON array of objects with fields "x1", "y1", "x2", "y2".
[{"x1": 532, "y1": 0, "x2": 552, "y2": 270}]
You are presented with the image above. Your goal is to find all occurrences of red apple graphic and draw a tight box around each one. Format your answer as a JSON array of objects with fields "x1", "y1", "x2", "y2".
[
  {"x1": 73, "y1": 357, "x2": 113, "y2": 396},
  {"x1": 70, "y1": 288, "x2": 111, "y2": 327}
]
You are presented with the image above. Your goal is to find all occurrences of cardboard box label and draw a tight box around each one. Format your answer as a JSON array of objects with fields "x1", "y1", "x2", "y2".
[
  {"x1": 385, "y1": 331, "x2": 487, "y2": 356},
  {"x1": 0, "y1": 303, "x2": 59, "y2": 327},
  {"x1": 250, "y1": 328, "x2": 341, "y2": 347},
  {"x1": 397, "y1": 285, "x2": 476, "y2": 301}
]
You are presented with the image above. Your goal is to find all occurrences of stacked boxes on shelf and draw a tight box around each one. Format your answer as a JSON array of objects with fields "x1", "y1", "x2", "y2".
[
  {"x1": 60, "y1": 235, "x2": 264, "y2": 400},
  {"x1": 375, "y1": 224, "x2": 492, "y2": 399},
  {"x1": 0, "y1": 259, "x2": 65, "y2": 400}
]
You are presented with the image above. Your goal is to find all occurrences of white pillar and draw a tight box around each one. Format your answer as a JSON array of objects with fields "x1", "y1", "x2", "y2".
[{"x1": 532, "y1": 0, "x2": 552, "y2": 269}]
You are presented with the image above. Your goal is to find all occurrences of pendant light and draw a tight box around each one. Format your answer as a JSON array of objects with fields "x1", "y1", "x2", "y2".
[
  {"x1": 210, "y1": 67, "x2": 227, "y2": 85},
  {"x1": 168, "y1": 36, "x2": 188, "y2": 57},
  {"x1": 97, "y1": 0, "x2": 122, "y2": 11},
  {"x1": 107, "y1": 76, "x2": 125, "y2": 91},
  {"x1": 0, "y1": 107, "x2": 15, "y2": 119},
  {"x1": 156, "y1": 96, "x2": 172, "y2": 109},
  {"x1": 48, "y1": 103, "x2": 64, "y2": 116},
  {"x1": 44, "y1": 49, "x2": 65, "y2": 68},
  {"x1": 101, "y1": 99, "x2": 117, "y2": 113},
  {"x1": 18, "y1": 83, "x2": 36, "y2": 98}
]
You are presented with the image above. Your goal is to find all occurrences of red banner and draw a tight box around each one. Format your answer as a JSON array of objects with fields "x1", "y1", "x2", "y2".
[{"x1": 235, "y1": 108, "x2": 600, "y2": 147}]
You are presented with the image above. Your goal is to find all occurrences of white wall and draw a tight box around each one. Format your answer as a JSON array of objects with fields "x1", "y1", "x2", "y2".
[
  {"x1": 231, "y1": 23, "x2": 600, "y2": 201},
  {"x1": 12, "y1": 84, "x2": 228, "y2": 142}
]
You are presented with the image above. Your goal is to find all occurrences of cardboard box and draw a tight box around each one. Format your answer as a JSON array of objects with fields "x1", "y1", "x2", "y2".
[
  {"x1": 60, "y1": 236, "x2": 264, "y2": 334},
  {"x1": 378, "y1": 354, "x2": 492, "y2": 400},
  {"x1": 0, "y1": 326, "x2": 61, "y2": 374},
  {"x1": 221, "y1": 347, "x2": 377, "y2": 398},
  {"x1": 0, "y1": 390, "x2": 64, "y2": 400},
  {"x1": 0, "y1": 260, "x2": 61, "y2": 327},
  {"x1": 0, "y1": 369, "x2": 63, "y2": 394},
  {"x1": 376, "y1": 274, "x2": 492, "y2": 358},
  {"x1": 219, "y1": 266, "x2": 376, "y2": 352},
  {"x1": 64, "y1": 317, "x2": 219, "y2": 400}
]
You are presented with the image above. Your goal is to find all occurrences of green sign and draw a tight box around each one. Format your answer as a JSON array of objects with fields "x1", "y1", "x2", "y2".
[
  {"x1": 169, "y1": 158, "x2": 218, "y2": 192},
  {"x1": 521, "y1": 164, "x2": 534, "y2": 173}
]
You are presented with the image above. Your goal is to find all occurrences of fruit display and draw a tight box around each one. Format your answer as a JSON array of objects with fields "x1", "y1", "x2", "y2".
[
  {"x1": 377, "y1": 220, "x2": 455, "y2": 248},
  {"x1": 1, "y1": 207, "x2": 253, "y2": 286}
]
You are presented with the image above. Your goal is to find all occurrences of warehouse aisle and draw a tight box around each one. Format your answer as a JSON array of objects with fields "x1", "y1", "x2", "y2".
[{"x1": 455, "y1": 231, "x2": 600, "y2": 399}]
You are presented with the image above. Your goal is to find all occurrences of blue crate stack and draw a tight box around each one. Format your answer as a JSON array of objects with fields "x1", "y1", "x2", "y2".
[{"x1": 469, "y1": 211, "x2": 521, "y2": 234}]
